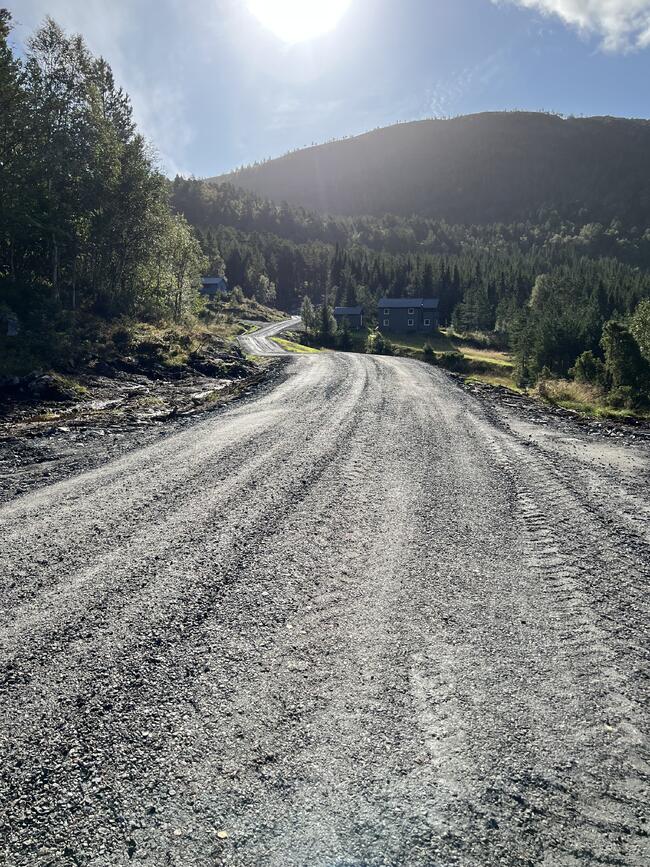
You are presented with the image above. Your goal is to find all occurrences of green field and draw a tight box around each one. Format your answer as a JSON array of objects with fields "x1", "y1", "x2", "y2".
[{"x1": 389, "y1": 330, "x2": 514, "y2": 368}]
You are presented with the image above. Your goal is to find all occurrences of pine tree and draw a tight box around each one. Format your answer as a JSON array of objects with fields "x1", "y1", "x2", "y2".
[
  {"x1": 301, "y1": 296, "x2": 316, "y2": 332},
  {"x1": 319, "y1": 300, "x2": 337, "y2": 345}
]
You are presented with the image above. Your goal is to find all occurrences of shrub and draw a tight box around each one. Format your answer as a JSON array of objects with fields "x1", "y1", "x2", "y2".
[
  {"x1": 570, "y1": 350, "x2": 607, "y2": 385},
  {"x1": 601, "y1": 320, "x2": 649, "y2": 390},
  {"x1": 607, "y1": 386, "x2": 646, "y2": 410},
  {"x1": 534, "y1": 378, "x2": 603, "y2": 406},
  {"x1": 607, "y1": 385, "x2": 638, "y2": 409},
  {"x1": 111, "y1": 326, "x2": 132, "y2": 351},
  {"x1": 365, "y1": 329, "x2": 394, "y2": 355},
  {"x1": 423, "y1": 342, "x2": 435, "y2": 361}
]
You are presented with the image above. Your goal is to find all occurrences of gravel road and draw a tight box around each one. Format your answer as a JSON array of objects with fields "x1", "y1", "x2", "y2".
[
  {"x1": 1, "y1": 350, "x2": 649, "y2": 866},
  {"x1": 238, "y1": 318, "x2": 302, "y2": 356}
]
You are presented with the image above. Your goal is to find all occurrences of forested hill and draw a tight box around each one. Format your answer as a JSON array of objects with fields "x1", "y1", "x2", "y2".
[{"x1": 213, "y1": 112, "x2": 650, "y2": 225}]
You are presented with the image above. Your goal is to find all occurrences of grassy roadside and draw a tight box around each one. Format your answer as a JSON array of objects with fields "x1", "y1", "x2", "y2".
[
  {"x1": 391, "y1": 330, "x2": 514, "y2": 368},
  {"x1": 270, "y1": 337, "x2": 320, "y2": 354},
  {"x1": 1, "y1": 296, "x2": 286, "y2": 381},
  {"x1": 531, "y1": 379, "x2": 650, "y2": 422}
]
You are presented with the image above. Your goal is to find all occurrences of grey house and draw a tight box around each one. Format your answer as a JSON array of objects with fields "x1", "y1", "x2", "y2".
[
  {"x1": 333, "y1": 305, "x2": 364, "y2": 330},
  {"x1": 200, "y1": 276, "x2": 228, "y2": 299},
  {"x1": 378, "y1": 297, "x2": 439, "y2": 333}
]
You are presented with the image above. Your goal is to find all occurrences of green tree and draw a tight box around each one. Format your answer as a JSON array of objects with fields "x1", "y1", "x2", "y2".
[
  {"x1": 165, "y1": 214, "x2": 207, "y2": 321},
  {"x1": 246, "y1": 268, "x2": 276, "y2": 306},
  {"x1": 0, "y1": 9, "x2": 27, "y2": 279},
  {"x1": 300, "y1": 296, "x2": 316, "y2": 332},
  {"x1": 570, "y1": 350, "x2": 606, "y2": 386},
  {"x1": 601, "y1": 320, "x2": 649, "y2": 391},
  {"x1": 422, "y1": 261, "x2": 435, "y2": 298},
  {"x1": 319, "y1": 300, "x2": 337, "y2": 345},
  {"x1": 630, "y1": 299, "x2": 650, "y2": 361}
]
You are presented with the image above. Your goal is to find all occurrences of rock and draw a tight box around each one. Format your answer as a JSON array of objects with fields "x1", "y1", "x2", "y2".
[
  {"x1": 26, "y1": 373, "x2": 77, "y2": 402},
  {"x1": 89, "y1": 360, "x2": 117, "y2": 378}
]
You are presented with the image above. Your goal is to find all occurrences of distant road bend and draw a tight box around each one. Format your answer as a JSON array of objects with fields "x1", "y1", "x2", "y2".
[
  {"x1": 1, "y1": 329, "x2": 649, "y2": 865},
  {"x1": 238, "y1": 316, "x2": 302, "y2": 356}
]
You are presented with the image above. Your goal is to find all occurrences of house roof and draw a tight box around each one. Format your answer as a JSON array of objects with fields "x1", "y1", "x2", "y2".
[
  {"x1": 333, "y1": 306, "x2": 363, "y2": 315},
  {"x1": 202, "y1": 276, "x2": 227, "y2": 285},
  {"x1": 378, "y1": 297, "x2": 439, "y2": 309}
]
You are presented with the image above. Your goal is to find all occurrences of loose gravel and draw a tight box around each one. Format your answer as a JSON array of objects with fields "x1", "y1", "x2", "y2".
[{"x1": 1, "y1": 352, "x2": 649, "y2": 866}]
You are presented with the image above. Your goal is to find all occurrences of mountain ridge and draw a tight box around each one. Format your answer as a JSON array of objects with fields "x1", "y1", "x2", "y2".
[{"x1": 210, "y1": 112, "x2": 650, "y2": 226}]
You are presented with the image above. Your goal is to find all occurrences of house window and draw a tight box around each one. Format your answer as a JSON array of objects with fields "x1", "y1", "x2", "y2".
[
  {"x1": 424, "y1": 318, "x2": 431, "y2": 326},
  {"x1": 407, "y1": 318, "x2": 414, "y2": 326},
  {"x1": 408, "y1": 308, "x2": 414, "y2": 315},
  {"x1": 383, "y1": 319, "x2": 389, "y2": 326},
  {"x1": 384, "y1": 309, "x2": 390, "y2": 315}
]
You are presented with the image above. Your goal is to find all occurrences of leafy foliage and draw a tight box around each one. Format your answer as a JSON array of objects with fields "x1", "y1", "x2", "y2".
[
  {"x1": 600, "y1": 321, "x2": 649, "y2": 393},
  {"x1": 365, "y1": 329, "x2": 394, "y2": 356},
  {"x1": 0, "y1": 11, "x2": 206, "y2": 370},
  {"x1": 570, "y1": 351, "x2": 606, "y2": 386},
  {"x1": 630, "y1": 299, "x2": 650, "y2": 361}
]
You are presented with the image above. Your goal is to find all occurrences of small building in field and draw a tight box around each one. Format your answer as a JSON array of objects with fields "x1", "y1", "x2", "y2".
[
  {"x1": 200, "y1": 276, "x2": 228, "y2": 299},
  {"x1": 378, "y1": 297, "x2": 439, "y2": 333},
  {"x1": 333, "y1": 305, "x2": 364, "y2": 330}
]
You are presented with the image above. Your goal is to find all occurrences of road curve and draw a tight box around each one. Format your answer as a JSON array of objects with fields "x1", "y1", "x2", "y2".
[
  {"x1": 1, "y1": 352, "x2": 649, "y2": 866},
  {"x1": 238, "y1": 317, "x2": 302, "y2": 356}
]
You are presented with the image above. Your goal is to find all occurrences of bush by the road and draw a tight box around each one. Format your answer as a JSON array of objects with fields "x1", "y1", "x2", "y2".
[{"x1": 365, "y1": 329, "x2": 394, "y2": 356}]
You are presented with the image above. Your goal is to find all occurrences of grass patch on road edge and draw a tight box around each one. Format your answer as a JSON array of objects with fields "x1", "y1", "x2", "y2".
[
  {"x1": 270, "y1": 337, "x2": 320, "y2": 354},
  {"x1": 533, "y1": 378, "x2": 650, "y2": 421}
]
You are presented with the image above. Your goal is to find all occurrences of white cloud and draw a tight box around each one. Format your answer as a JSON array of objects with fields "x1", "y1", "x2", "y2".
[{"x1": 499, "y1": 0, "x2": 650, "y2": 50}]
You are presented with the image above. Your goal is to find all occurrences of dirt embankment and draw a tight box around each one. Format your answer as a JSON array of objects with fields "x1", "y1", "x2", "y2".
[{"x1": 0, "y1": 332, "x2": 286, "y2": 503}]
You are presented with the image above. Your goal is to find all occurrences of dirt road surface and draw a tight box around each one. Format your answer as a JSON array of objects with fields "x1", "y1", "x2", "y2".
[
  {"x1": 1, "y1": 350, "x2": 649, "y2": 866},
  {"x1": 238, "y1": 318, "x2": 302, "y2": 356}
]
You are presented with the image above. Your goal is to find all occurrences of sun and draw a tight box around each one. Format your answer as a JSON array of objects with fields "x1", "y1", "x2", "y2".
[{"x1": 247, "y1": 0, "x2": 352, "y2": 44}]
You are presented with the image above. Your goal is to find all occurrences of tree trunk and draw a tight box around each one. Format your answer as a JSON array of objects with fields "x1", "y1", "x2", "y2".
[
  {"x1": 71, "y1": 255, "x2": 77, "y2": 312},
  {"x1": 52, "y1": 234, "x2": 60, "y2": 301}
]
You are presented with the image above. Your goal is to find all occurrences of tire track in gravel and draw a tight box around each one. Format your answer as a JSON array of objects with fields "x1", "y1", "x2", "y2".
[
  {"x1": 447, "y1": 403, "x2": 650, "y2": 865},
  {"x1": 0, "y1": 355, "x2": 361, "y2": 615},
  {"x1": 1, "y1": 352, "x2": 649, "y2": 866},
  {"x1": 0, "y1": 354, "x2": 368, "y2": 640}
]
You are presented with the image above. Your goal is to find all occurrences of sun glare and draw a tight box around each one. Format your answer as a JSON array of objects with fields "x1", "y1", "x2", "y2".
[{"x1": 247, "y1": 0, "x2": 352, "y2": 44}]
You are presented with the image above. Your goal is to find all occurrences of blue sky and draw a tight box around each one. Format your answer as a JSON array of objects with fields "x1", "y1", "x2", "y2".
[{"x1": 9, "y1": 0, "x2": 650, "y2": 177}]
